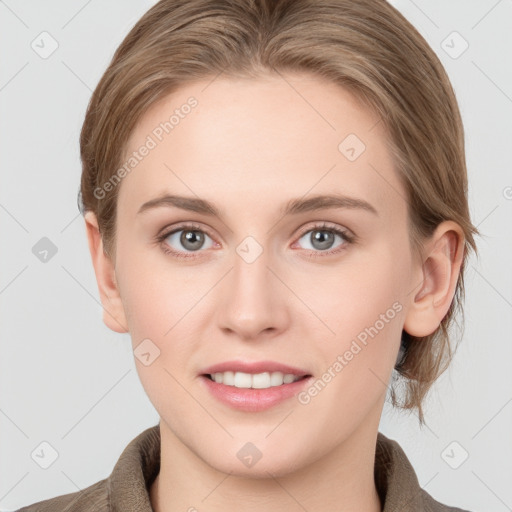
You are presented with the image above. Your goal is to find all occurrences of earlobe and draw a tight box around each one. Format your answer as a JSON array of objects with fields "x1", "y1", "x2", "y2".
[
  {"x1": 84, "y1": 211, "x2": 128, "y2": 333},
  {"x1": 403, "y1": 221, "x2": 465, "y2": 337}
]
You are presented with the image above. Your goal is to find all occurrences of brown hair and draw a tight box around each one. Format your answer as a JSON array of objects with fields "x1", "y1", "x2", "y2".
[{"x1": 79, "y1": 0, "x2": 479, "y2": 423}]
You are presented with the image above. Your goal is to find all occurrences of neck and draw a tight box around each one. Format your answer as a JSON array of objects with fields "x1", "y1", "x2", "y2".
[{"x1": 150, "y1": 420, "x2": 383, "y2": 512}]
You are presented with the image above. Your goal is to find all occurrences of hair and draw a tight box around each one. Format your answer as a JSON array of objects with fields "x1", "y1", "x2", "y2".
[{"x1": 79, "y1": 0, "x2": 479, "y2": 424}]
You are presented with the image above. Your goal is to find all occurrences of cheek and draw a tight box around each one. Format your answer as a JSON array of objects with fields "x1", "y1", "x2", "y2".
[
  {"x1": 115, "y1": 251, "x2": 206, "y2": 413},
  {"x1": 301, "y1": 244, "x2": 408, "y2": 336},
  {"x1": 115, "y1": 238, "x2": 203, "y2": 336},
  {"x1": 295, "y1": 260, "x2": 407, "y2": 430},
  {"x1": 299, "y1": 244, "x2": 409, "y2": 403},
  {"x1": 114, "y1": 244, "x2": 215, "y2": 391}
]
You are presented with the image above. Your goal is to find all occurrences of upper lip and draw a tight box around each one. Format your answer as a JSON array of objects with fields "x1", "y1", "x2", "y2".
[{"x1": 200, "y1": 360, "x2": 311, "y2": 377}]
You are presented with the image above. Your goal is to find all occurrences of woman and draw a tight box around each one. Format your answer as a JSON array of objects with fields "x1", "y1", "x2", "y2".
[{"x1": 18, "y1": 0, "x2": 478, "y2": 510}]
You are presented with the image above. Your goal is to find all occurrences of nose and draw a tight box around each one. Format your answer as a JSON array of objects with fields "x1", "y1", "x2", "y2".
[{"x1": 215, "y1": 241, "x2": 290, "y2": 341}]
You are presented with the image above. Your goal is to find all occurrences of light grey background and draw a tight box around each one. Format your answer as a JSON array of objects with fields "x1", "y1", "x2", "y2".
[{"x1": 1, "y1": 1, "x2": 511, "y2": 510}]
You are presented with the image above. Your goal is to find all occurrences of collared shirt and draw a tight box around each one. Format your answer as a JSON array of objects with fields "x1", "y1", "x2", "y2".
[{"x1": 17, "y1": 425, "x2": 471, "y2": 511}]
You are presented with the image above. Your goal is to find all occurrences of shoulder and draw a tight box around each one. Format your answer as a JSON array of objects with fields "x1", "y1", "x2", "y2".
[
  {"x1": 15, "y1": 478, "x2": 109, "y2": 511},
  {"x1": 15, "y1": 424, "x2": 160, "y2": 512},
  {"x1": 421, "y1": 491, "x2": 473, "y2": 512},
  {"x1": 376, "y1": 432, "x2": 474, "y2": 512}
]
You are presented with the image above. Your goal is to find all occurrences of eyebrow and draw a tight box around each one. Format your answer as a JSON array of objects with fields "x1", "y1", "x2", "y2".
[{"x1": 137, "y1": 193, "x2": 378, "y2": 217}]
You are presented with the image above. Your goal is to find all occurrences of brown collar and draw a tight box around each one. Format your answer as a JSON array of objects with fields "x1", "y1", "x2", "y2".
[{"x1": 106, "y1": 425, "x2": 467, "y2": 511}]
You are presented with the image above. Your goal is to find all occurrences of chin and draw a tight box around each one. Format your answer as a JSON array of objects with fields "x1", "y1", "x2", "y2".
[
  {"x1": 198, "y1": 439, "x2": 316, "y2": 479},
  {"x1": 209, "y1": 456, "x2": 304, "y2": 479}
]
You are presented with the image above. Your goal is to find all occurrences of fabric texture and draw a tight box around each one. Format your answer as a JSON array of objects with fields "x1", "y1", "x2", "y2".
[{"x1": 17, "y1": 424, "x2": 471, "y2": 511}]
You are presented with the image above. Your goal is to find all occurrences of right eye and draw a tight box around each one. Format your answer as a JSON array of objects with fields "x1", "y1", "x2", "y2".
[{"x1": 158, "y1": 223, "x2": 216, "y2": 259}]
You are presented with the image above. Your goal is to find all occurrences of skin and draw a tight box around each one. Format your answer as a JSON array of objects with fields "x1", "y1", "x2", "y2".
[{"x1": 85, "y1": 73, "x2": 465, "y2": 511}]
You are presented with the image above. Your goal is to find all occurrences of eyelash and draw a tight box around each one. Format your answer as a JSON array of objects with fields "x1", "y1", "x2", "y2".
[{"x1": 155, "y1": 222, "x2": 355, "y2": 260}]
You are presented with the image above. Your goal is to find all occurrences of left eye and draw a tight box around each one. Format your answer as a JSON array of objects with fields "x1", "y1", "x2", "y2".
[{"x1": 296, "y1": 227, "x2": 350, "y2": 252}]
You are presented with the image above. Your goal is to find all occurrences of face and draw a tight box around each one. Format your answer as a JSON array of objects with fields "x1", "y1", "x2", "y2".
[{"x1": 107, "y1": 73, "x2": 422, "y2": 476}]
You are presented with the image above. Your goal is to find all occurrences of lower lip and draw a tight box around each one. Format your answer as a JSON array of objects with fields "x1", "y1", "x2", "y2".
[{"x1": 199, "y1": 375, "x2": 312, "y2": 412}]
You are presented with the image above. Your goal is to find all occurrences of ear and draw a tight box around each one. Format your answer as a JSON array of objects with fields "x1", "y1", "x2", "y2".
[
  {"x1": 84, "y1": 211, "x2": 128, "y2": 333},
  {"x1": 403, "y1": 221, "x2": 465, "y2": 337}
]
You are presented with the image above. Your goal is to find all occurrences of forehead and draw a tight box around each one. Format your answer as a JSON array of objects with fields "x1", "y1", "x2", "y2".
[{"x1": 118, "y1": 73, "x2": 404, "y2": 220}]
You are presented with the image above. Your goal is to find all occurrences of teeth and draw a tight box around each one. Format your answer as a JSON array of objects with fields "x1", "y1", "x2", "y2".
[{"x1": 210, "y1": 371, "x2": 302, "y2": 389}]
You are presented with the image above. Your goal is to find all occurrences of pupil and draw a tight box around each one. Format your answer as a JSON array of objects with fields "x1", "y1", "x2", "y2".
[
  {"x1": 181, "y1": 230, "x2": 204, "y2": 251},
  {"x1": 312, "y1": 230, "x2": 334, "y2": 250}
]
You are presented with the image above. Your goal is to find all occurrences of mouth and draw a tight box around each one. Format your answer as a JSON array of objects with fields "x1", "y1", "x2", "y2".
[
  {"x1": 198, "y1": 360, "x2": 313, "y2": 411},
  {"x1": 202, "y1": 371, "x2": 311, "y2": 389}
]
